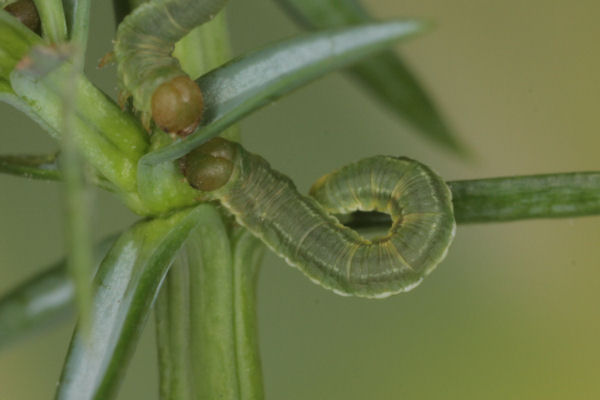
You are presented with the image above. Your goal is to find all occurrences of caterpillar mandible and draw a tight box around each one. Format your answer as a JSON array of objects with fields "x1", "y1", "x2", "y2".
[
  {"x1": 183, "y1": 138, "x2": 456, "y2": 298},
  {"x1": 114, "y1": 0, "x2": 228, "y2": 135}
]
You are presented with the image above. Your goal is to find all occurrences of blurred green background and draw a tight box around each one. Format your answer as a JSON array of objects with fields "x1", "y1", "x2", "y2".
[{"x1": 1, "y1": 0, "x2": 599, "y2": 399}]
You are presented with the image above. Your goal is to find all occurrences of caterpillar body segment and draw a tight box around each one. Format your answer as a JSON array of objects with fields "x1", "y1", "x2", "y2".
[
  {"x1": 114, "y1": 0, "x2": 228, "y2": 134},
  {"x1": 184, "y1": 138, "x2": 456, "y2": 298},
  {"x1": 309, "y1": 156, "x2": 457, "y2": 295}
]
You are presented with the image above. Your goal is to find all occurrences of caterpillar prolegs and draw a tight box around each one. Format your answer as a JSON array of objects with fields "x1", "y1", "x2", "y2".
[
  {"x1": 114, "y1": 0, "x2": 228, "y2": 135},
  {"x1": 183, "y1": 138, "x2": 456, "y2": 298}
]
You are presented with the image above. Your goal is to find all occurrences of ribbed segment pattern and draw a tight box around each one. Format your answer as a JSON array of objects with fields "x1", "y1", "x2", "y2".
[
  {"x1": 114, "y1": 0, "x2": 229, "y2": 113},
  {"x1": 218, "y1": 145, "x2": 455, "y2": 298}
]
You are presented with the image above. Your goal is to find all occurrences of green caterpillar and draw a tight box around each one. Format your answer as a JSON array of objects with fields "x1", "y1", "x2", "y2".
[
  {"x1": 183, "y1": 138, "x2": 456, "y2": 298},
  {"x1": 114, "y1": 0, "x2": 228, "y2": 135}
]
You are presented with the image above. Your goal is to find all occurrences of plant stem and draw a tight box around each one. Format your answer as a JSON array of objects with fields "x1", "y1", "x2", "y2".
[
  {"x1": 232, "y1": 228, "x2": 265, "y2": 400},
  {"x1": 55, "y1": 206, "x2": 206, "y2": 400},
  {"x1": 8, "y1": 45, "x2": 149, "y2": 195},
  {"x1": 62, "y1": 0, "x2": 92, "y2": 56},
  {"x1": 0, "y1": 153, "x2": 61, "y2": 180},
  {"x1": 32, "y1": 0, "x2": 67, "y2": 43},
  {"x1": 448, "y1": 172, "x2": 600, "y2": 223},
  {"x1": 132, "y1": 5, "x2": 264, "y2": 397},
  {"x1": 187, "y1": 208, "x2": 241, "y2": 399},
  {"x1": 60, "y1": 45, "x2": 94, "y2": 334},
  {"x1": 175, "y1": 10, "x2": 265, "y2": 399},
  {"x1": 155, "y1": 254, "x2": 193, "y2": 400}
]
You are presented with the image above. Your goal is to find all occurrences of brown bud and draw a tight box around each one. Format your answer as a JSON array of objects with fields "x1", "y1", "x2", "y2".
[
  {"x1": 5, "y1": 0, "x2": 40, "y2": 34},
  {"x1": 151, "y1": 75, "x2": 203, "y2": 136}
]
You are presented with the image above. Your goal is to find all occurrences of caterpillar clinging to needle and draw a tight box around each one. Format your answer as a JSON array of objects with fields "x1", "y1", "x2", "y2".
[
  {"x1": 182, "y1": 138, "x2": 456, "y2": 298},
  {"x1": 114, "y1": 1, "x2": 455, "y2": 297},
  {"x1": 114, "y1": 0, "x2": 228, "y2": 135}
]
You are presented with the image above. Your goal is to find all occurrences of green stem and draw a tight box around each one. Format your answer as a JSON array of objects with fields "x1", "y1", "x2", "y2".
[
  {"x1": 0, "y1": 152, "x2": 120, "y2": 191},
  {"x1": 10, "y1": 47, "x2": 148, "y2": 191},
  {"x1": 155, "y1": 254, "x2": 193, "y2": 400},
  {"x1": 0, "y1": 153, "x2": 61, "y2": 180},
  {"x1": 62, "y1": 0, "x2": 92, "y2": 55},
  {"x1": 449, "y1": 172, "x2": 600, "y2": 223},
  {"x1": 114, "y1": 5, "x2": 262, "y2": 398},
  {"x1": 59, "y1": 43, "x2": 94, "y2": 334},
  {"x1": 232, "y1": 228, "x2": 265, "y2": 400},
  {"x1": 173, "y1": 12, "x2": 230, "y2": 79},
  {"x1": 186, "y1": 216, "x2": 265, "y2": 400},
  {"x1": 187, "y1": 207, "x2": 240, "y2": 400},
  {"x1": 32, "y1": 0, "x2": 67, "y2": 43},
  {"x1": 177, "y1": 10, "x2": 263, "y2": 399},
  {"x1": 2, "y1": 13, "x2": 149, "y2": 201},
  {"x1": 55, "y1": 206, "x2": 205, "y2": 400}
]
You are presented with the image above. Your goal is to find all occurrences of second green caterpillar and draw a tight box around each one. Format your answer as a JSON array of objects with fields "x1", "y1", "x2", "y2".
[
  {"x1": 183, "y1": 138, "x2": 456, "y2": 298},
  {"x1": 114, "y1": 0, "x2": 228, "y2": 135}
]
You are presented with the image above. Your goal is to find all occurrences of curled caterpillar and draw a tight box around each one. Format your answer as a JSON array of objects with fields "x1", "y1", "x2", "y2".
[
  {"x1": 183, "y1": 138, "x2": 456, "y2": 298},
  {"x1": 114, "y1": 0, "x2": 228, "y2": 135}
]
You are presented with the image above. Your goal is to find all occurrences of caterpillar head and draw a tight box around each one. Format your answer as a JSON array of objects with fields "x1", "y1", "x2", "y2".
[
  {"x1": 151, "y1": 76, "x2": 204, "y2": 136},
  {"x1": 182, "y1": 137, "x2": 236, "y2": 191}
]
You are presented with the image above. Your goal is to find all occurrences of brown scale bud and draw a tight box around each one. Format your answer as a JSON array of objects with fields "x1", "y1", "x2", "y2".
[
  {"x1": 5, "y1": 0, "x2": 40, "y2": 34},
  {"x1": 151, "y1": 75, "x2": 204, "y2": 136}
]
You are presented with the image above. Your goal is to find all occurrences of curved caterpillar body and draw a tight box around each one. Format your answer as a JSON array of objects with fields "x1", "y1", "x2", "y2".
[
  {"x1": 114, "y1": 0, "x2": 228, "y2": 134},
  {"x1": 184, "y1": 138, "x2": 456, "y2": 298}
]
